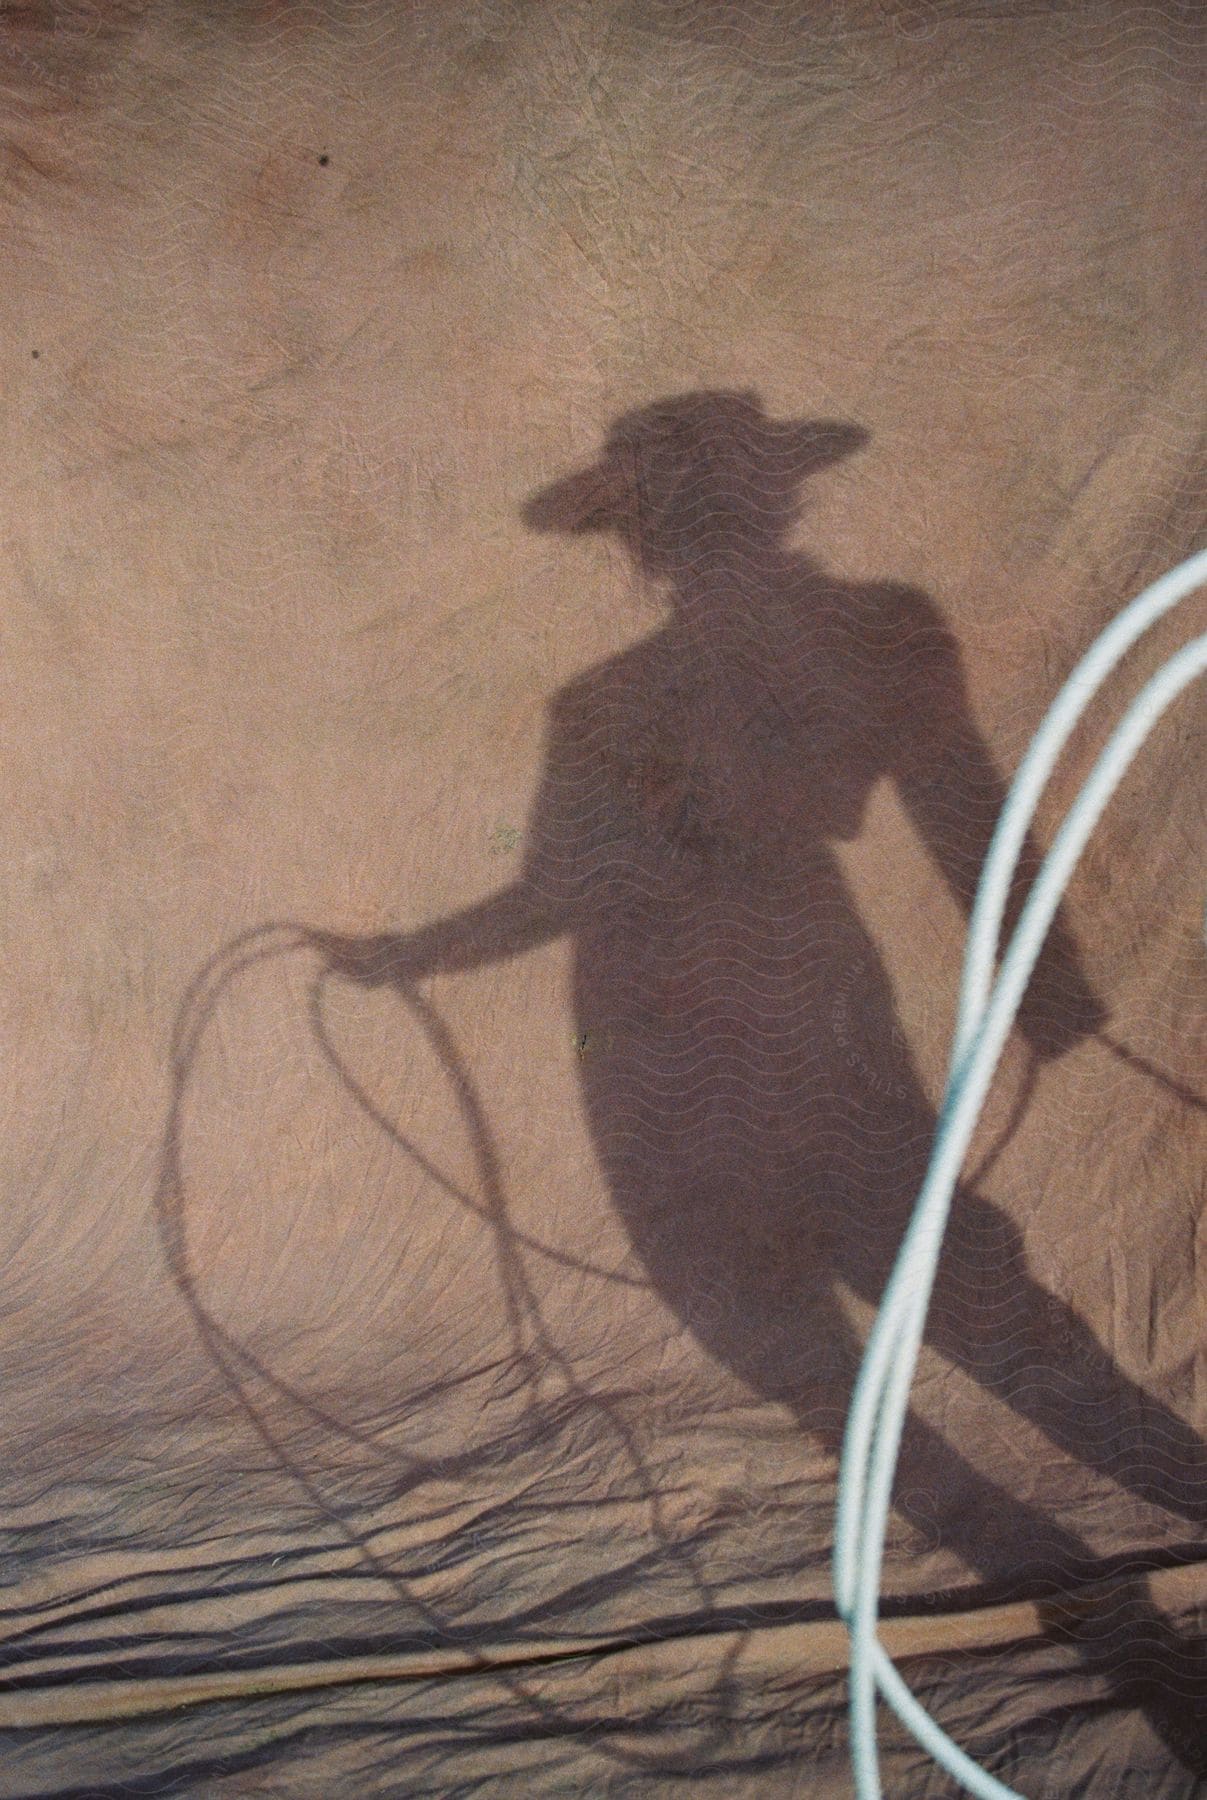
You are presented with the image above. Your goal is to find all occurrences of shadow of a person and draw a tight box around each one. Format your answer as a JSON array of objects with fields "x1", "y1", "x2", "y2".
[{"x1": 309, "y1": 391, "x2": 1206, "y2": 1770}]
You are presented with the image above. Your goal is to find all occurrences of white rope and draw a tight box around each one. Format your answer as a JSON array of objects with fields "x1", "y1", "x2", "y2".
[{"x1": 833, "y1": 547, "x2": 1207, "y2": 1798}]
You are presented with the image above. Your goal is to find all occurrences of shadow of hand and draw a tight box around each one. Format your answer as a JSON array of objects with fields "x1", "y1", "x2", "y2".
[{"x1": 307, "y1": 930, "x2": 418, "y2": 989}]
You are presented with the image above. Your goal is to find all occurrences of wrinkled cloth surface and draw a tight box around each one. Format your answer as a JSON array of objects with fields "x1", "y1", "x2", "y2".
[{"x1": 1, "y1": 3, "x2": 1205, "y2": 1794}]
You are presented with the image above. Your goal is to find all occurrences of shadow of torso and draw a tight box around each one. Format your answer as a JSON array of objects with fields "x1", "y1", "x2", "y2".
[{"x1": 523, "y1": 562, "x2": 951, "y2": 1426}]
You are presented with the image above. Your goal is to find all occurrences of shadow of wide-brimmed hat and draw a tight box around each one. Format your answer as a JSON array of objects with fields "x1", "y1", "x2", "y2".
[{"x1": 522, "y1": 391, "x2": 869, "y2": 535}]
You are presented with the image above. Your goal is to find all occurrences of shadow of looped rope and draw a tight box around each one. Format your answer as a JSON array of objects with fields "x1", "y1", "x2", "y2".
[{"x1": 153, "y1": 918, "x2": 754, "y2": 1779}]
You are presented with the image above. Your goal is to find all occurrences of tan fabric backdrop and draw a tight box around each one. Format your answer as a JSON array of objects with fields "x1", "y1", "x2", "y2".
[{"x1": 2, "y1": 2, "x2": 1204, "y2": 1792}]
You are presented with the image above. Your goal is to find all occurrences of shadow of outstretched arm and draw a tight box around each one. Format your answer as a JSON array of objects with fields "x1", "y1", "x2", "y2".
[
  {"x1": 307, "y1": 879, "x2": 570, "y2": 988},
  {"x1": 886, "y1": 582, "x2": 1109, "y2": 1060},
  {"x1": 308, "y1": 696, "x2": 600, "y2": 989}
]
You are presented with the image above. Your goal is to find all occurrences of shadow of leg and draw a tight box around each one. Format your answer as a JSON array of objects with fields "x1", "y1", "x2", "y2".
[
  {"x1": 1036, "y1": 1578, "x2": 1207, "y2": 1777},
  {"x1": 833, "y1": 1177, "x2": 1207, "y2": 1780},
  {"x1": 876, "y1": 1395, "x2": 1207, "y2": 1781},
  {"x1": 920, "y1": 1187, "x2": 1207, "y2": 1536}
]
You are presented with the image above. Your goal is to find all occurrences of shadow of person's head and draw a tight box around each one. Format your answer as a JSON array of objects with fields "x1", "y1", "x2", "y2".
[{"x1": 522, "y1": 390, "x2": 868, "y2": 585}]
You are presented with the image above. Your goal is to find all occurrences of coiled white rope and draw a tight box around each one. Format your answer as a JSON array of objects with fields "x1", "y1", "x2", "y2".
[{"x1": 833, "y1": 546, "x2": 1207, "y2": 1799}]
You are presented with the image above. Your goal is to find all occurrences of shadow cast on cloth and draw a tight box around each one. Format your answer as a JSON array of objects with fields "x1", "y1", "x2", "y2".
[{"x1": 162, "y1": 392, "x2": 1207, "y2": 1782}]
